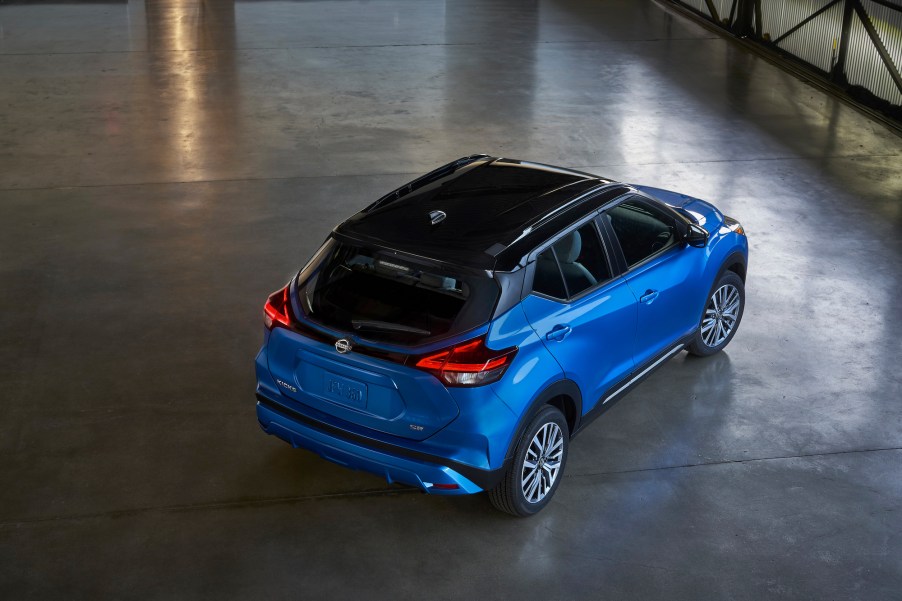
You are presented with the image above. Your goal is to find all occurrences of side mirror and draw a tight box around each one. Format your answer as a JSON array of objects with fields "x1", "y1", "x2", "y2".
[{"x1": 685, "y1": 223, "x2": 708, "y2": 248}]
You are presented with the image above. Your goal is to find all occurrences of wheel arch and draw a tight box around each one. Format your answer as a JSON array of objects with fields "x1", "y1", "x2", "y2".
[
  {"x1": 721, "y1": 251, "x2": 747, "y2": 282},
  {"x1": 503, "y1": 379, "x2": 582, "y2": 462},
  {"x1": 688, "y1": 247, "x2": 748, "y2": 333}
]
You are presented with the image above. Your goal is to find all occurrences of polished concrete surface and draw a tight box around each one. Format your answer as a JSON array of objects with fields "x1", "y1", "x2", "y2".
[{"x1": 1, "y1": 0, "x2": 901, "y2": 598}]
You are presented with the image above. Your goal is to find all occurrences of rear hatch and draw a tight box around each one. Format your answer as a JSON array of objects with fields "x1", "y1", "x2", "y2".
[
  {"x1": 265, "y1": 328, "x2": 460, "y2": 441},
  {"x1": 265, "y1": 237, "x2": 500, "y2": 441}
]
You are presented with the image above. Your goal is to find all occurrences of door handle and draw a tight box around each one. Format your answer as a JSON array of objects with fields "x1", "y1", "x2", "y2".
[
  {"x1": 546, "y1": 324, "x2": 572, "y2": 342},
  {"x1": 639, "y1": 289, "x2": 660, "y2": 305}
]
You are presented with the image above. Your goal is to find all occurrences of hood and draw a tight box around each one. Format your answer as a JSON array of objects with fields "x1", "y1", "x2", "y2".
[{"x1": 632, "y1": 185, "x2": 724, "y2": 233}]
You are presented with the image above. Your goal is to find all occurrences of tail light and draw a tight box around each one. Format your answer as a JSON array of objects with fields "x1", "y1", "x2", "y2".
[
  {"x1": 264, "y1": 286, "x2": 292, "y2": 330},
  {"x1": 413, "y1": 335, "x2": 517, "y2": 387}
]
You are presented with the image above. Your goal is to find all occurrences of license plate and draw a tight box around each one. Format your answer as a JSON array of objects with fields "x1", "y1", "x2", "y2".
[{"x1": 323, "y1": 372, "x2": 368, "y2": 409}]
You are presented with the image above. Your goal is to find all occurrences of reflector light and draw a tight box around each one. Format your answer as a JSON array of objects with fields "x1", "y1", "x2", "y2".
[
  {"x1": 430, "y1": 483, "x2": 460, "y2": 490},
  {"x1": 414, "y1": 335, "x2": 517, "y2": 387},
  {"x1": 264, "y1": 286, "x2": 292, "y2": 330}
]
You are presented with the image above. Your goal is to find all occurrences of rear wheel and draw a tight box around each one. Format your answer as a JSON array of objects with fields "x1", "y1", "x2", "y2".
[
  {"x1": 688, "y1": 271, "x2": 745, "y2": 356},
  {"x1": 488, "y1": 405, "x2": 569, "y2": 517}
]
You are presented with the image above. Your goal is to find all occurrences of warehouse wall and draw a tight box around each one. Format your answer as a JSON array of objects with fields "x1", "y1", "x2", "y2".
[{"x1": 669, "y1": 0, "x2": 902, "y2": 117}]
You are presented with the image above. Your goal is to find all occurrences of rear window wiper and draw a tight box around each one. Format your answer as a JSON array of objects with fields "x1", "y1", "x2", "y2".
[{"x1": 351, "y1": 320, "x2": 431, "y2": 336}]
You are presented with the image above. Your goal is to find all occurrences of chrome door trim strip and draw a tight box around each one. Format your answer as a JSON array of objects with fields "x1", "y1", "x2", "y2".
[{"x1": 603, "y1": 344, "x2": 684, "y2": 404}]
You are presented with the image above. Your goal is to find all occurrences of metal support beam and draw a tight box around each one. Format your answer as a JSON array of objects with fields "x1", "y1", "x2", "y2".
[
  {"x1": 733, "y1": 0, "x2": 754, "y2": 36},
  {"x1": 851, "y1": 0, "x2": 902, "y2": 95},
  {"x1": 867, "y1": 0, "x2": 902, "y2": 13},
  {"x1": 831, "y1": 0, "x2": 856, "y2": 83},
  {"x1": 703, "y1": 0, "x2": 721, "y2": 23},
  {"x1": 773, "y1": 0, "x2": 842, "y2": 45},
  {"x1": 755, "y1": 0, "x2": 763, "y2": 37}
]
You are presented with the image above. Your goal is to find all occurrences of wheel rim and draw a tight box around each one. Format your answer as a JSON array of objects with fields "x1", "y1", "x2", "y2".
[
  {"x1": 701, "y1": 283, "x2": 741, "y2": 348},
  {"x1": 521, "y1": 422, "x2": 564, "y2": 504}
]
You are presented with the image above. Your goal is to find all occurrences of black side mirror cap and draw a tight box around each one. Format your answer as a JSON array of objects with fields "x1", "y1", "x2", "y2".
[{"x1": 685, "y1": 223, "x2": 709, "y2": 248}]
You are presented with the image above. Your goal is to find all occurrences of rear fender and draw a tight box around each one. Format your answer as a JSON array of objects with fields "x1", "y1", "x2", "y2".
[{"x1": 499, "y1": 379, "x2": 583, "y2": 463}]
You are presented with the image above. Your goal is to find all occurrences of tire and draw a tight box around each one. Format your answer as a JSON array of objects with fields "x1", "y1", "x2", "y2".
[
  {"x1": 687, "y1": 271, "x2": 745, "y2": 357},
  {"x1": 488, "y1": 405, "x2": 569, "y2": 517}
]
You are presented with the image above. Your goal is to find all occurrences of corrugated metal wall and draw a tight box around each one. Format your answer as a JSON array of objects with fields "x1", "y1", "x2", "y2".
[
  {"x1": 847, "y1": 0, "x2": 902, "y2": 105},
  {"x1": 680, "y1": 0, "x2": 736, "y2": 23},
  {"x1": 668, "y1": 0, "x2": 902, "y2": 113},
  {"x1": 679, "y1": 0, "x2": 710, "y2": 16},
  {"x1": 761, "y1": 0, "x2": 843, "y2": 73}
]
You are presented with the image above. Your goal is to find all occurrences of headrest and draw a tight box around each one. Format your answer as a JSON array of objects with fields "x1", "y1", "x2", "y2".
[{"x1": 554, "y1": 231, "x2": 582, "y2": 264}]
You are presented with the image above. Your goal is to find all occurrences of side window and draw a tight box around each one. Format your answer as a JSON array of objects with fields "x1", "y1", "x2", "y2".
[
  {"x1": 605, "y1": 200, "x2": 678, "y2": 268},
  {"x1": 553, "y1": 223, "x2": 611, "y2": 297},
  {"x1": 533, "y1": 248, "x2": 567, "y2": 299},
  {"x1": 532, "y1": 222, "x2": 611, "y2": 300}
]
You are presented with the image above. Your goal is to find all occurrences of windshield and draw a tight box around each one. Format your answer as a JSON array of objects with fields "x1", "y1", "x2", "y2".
[{"x1": 297, "y1": 238, "x2": 499, "y2": 345}]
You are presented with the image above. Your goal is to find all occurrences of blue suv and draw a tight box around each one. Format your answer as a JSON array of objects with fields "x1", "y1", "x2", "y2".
[{"x1": 255, "y1": 155, "x2": 748, "y2": 516}]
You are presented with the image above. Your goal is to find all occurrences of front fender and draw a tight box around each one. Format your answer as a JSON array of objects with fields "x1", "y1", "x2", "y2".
[{"x1": 698, "y1": 230, "x2": 749, "y2": 321}]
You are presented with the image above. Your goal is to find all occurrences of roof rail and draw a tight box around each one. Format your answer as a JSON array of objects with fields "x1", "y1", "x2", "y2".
[{"x1": 365, "y1": 154, "x2": 491, "y2": 212}]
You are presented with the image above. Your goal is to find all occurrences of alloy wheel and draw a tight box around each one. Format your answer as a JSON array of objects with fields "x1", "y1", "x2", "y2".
[
  {"x1": 521, "y1": 422, "x2": 564, "y2": 504},
  {"x1": 701, "y1": 283, "x2": 741, "y2": 347}
]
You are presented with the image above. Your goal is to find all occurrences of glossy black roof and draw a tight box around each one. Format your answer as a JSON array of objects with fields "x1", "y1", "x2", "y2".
[{"x1": 334, "y1": 156, "x2": 625, "y2": 271}]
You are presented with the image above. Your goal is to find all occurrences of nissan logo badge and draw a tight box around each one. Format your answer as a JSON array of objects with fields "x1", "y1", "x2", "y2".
[
  {"x1": 428, "y1": 210, "x2": 447, "y2": 225},
  {"x1": 335, "y1": 339, "x2": 352, "y2": 354}
]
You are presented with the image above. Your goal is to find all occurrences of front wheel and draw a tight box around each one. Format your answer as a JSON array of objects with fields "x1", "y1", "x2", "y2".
[
  {"x1": 488, "y1": 405, "x2": 569, "y2": 517},
  {"x1": 687, "y1": 271, "x2": 745, "y2": 356}
]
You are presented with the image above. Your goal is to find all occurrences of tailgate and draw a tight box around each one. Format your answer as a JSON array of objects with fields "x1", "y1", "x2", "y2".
[{"x1": 265, "y1": 328, "x2": 459, "y2": 441}]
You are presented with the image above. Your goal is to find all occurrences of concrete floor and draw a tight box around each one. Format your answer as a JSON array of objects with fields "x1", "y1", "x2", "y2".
[{"x1": 1, "y1": 0, "x2": 901, "y2": 598}]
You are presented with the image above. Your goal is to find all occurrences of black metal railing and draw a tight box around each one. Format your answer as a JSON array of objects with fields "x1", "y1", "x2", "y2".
[{"x1": 668, "y1": 0, "x2": 902, "y2": 119}]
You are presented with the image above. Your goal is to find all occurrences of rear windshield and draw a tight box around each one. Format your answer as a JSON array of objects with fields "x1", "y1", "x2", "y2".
[{"x1": 297, "y1": 238, "x2": 499, "y2": 345}]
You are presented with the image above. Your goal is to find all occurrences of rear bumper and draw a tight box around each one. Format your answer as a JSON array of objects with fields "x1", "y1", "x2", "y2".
[{"x1": 256, "y1": 392, "x2": 504, "y2": 494}]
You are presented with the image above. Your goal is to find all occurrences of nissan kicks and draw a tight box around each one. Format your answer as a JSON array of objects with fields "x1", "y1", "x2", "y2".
[{"x1": 255, "y1": 155, "x2": 748, "y2": 516}]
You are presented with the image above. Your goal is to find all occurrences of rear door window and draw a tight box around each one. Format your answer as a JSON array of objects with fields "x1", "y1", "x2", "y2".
[
  {"x1": 533, "y1": 248, "x2": 567, "y2": 299},
  {"x1": 298, "y1": 239, "x2": 499, "y2": 344},
  {"x1": 531, "y1": 222, "x2": 611, "y2": 300}
]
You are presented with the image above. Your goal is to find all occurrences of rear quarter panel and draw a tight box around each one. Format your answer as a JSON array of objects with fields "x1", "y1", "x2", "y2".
[{"x1": 486, "y1": 304, "x2": 568, "y2": 464}]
